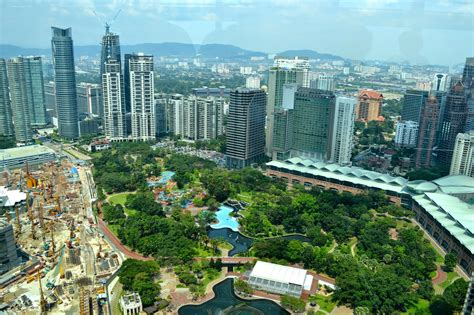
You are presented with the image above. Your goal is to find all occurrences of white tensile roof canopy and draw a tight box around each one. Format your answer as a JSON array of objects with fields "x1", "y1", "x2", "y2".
[{"x1": 249, "y1": 261, "x2": 308, "y2": 286}]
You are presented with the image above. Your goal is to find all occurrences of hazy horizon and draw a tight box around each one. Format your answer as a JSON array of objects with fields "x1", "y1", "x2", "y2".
[{"x1": 0, "y1": 0, "x2": 473, "y2": 66}]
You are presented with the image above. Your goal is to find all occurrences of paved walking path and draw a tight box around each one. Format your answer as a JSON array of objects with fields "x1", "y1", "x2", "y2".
[
  {"x1": 97, "y1": 216, "x2": 152, "y2": 261},
  {"x1": 432, "y1": 265, "x2": 447, "y2": 286},
  {"x1": 97, "y1": 201, "x2": 151, "y2": 261}
]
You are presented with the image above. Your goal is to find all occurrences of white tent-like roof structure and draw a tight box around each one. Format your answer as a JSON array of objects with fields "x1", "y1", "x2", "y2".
[{"x1": 249, "y1": 261, "x2": 308, "y2": 286}]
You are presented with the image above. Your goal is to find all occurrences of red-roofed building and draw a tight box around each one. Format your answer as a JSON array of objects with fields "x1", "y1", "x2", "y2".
[{"x1": 356, "y1": 89, "x2": 383, "y2": 122}]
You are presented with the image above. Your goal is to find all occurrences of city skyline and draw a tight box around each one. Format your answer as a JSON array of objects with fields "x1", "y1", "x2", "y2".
[
  {"x1": 0, "y1": 0, "x2": 472, "y2": 67},
  {"x1": 1, "y1": 2, "x2": 474, "y2": 314}
]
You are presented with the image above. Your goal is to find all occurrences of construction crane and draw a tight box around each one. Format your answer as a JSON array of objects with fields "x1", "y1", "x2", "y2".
[
  {"x1": 69, "y1": 218, "x2": 75, "y2": 239},
  {"x1": 39, "y1": 195, "x2": 45, "y2": 242},
  {"x1": 93, "y1": 9, "x2": 121, "y2": 34},
  {"x1": 49, "y1": 221, "x2": 56, "y2": 263},
  {"x1": 15, "y1": 204, "x2": 21, "y2": 237},
  {"x1": 28, "y1": 195, "x2": 36, "y2": 240},
  {"x1": 25, "y1": 162, "x2": 38, "y2": 189},
  {"x1": 38, "y1": 270, "x2": 46, "y2": 314},
  {"x1": 97, "y1": 241, "x2": 102, "y2": 259}
]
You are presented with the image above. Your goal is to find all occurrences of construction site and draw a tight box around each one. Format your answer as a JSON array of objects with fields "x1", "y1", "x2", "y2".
[{"x1": 0, "y1": 155, "x2": 122, "y2": 314}]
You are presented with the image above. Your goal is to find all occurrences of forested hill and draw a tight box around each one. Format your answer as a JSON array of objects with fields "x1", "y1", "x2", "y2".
[{"x1": 0, "y1": 43, "x2": 343, "y2": 61}]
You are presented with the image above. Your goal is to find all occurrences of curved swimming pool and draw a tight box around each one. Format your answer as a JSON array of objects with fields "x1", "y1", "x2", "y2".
[{"x1": 210, "y1": 205, "x2": 240, "y2": 232}]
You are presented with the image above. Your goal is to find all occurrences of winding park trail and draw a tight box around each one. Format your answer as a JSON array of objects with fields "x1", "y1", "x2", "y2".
[
  {"x1": 97, "y1": 201, "x2": 152, "y2": 261},
  {"x1": 431, "y1": 265, "x2": 447, "y2": 286},
  {"x1": 97, "y1": 217, "x2": 152, "y2": 261}
]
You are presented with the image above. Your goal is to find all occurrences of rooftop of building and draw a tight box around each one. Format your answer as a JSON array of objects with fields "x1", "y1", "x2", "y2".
[
  {"x1": 267, "y1": 157, "x2": 408, "y2": 193},
  {"x1": 269, "y1": 157, "x2": 474, "y2": 196},
  {"x1": 0, "y1": 219, "x2": 12, "y2": 229},
  {"x1": 232, "y1": 87, "x2": 263, "y2": 93},
  {"x1": 91, "y1": 139, "x2": 110, "y2": 145},
  {"x1": 0, "y1": 186, "x2": 27, "y2": 207},
  {"x1": 0, "y1": 145, "x2": 56, "y2": 161},
  {"x1": 120, "y1": 292, "x2": 142, "y2": 306},
  {"x1": 359, "y1": 89, "x2": 383, "y2": 99},
  {"x1": 456, "y1": 131, "x2": 474, "y2": 140},
  {"x1": 413, "y1": 192, "x2": 474, "y2": 254},
  {"x1": 250, "y1": 261, "x2": 308, "y2": 286}
]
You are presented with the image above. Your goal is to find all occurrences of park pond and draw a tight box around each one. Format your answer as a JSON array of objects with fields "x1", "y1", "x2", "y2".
[
  {"x1": 208, "y1": 228, "x2": 311, "y2": 256},
  {"x1": 208, "y1": 203, "x2": 311, "y2": 256},
  {"x1": 178, "y1": 278, "x2": 289, "y2": 315}
]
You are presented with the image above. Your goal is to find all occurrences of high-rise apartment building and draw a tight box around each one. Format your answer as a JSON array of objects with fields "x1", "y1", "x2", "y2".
[
  {"x1": 438, "y1": 81, "x2": 467, "y2": 166},
  {"x1": 291, "y1": 87, "x2": 334, "y2": 160},
  {"x1": 462, "y1": 57, "x2": 474, "y2": 88},
  {"x1": 51, "y1": 27, "x2": 79, "y2": 139},
  {"x1": 155, "y1": 93, "x2": 167, "y2": 137},
  {"x1": 2, "y1": 57, "x2": 47, "y2": 139},
  {"x1": 309, "y1": 74, "x2": 336, "y2": 92},
  {"x1": 102, "y1": 59, "x2": 126, "y2": 140},
  {"x1": 6, "y1": 58, "x2": 33, "y2": 143},
  {"x1": 465, "y1": 89, "x2": 474, "y2": 132},
  {"x1": 44, "y1": 81, "x2": 56, "y2": 114},
  {"x1": 77, "y1": 83, "x2": 102, "y2": 117},
  {"x1": 0, "y1": 59, "x2": 14, "y2": 137},
  {"x1": 356, "y1": 89, "x2": 383, "y2": 122},
  {"x1": 129, "y1": 53, "x2": 155, "y2": 141},
  {"x1": 401, "y1": 90, "x2": 429, "y2": 123},
  {"x1": 272, "y1": 109, "x2": 294, "y2": 160},
  {"x1": 394, "y1": 121, "x2": 419, "y2": 147},
  {"x1": 329, "y1": 96, "x2": 356, "y2": 165},
  {"x1": 274, "y1": 56, "x2": 310, "y2": 75},
  {"x1": 271, "y1": 83, "x2": 298, "y2": 160},
  {"x1": 431, "y1": 73, "x2": 450, "y2": 92},
  {"x1": 462, "y1": 58, "x2": 474, "y2": 132},
  {"x1": 124, "y1": 53, "x2": 132, "y2": 113},
  {"x1": 0, "y1": 220, "x2": 21, "y2": 275},
  {"x1": 226, "y1": 88, "x2": 266, "y2": 169},
  {"x1": 415, "y1": 96, "x2": 440, "y2": 168},
  {"x1": 266, "y1": 57, "x2": 309, "y2": 156},
  {"x1": 160, "y1": 95, "x2": 224, "y2": 141},
  {"x1": 23, "y1": 57, "x2": 47, "y2": 126},
  {"x1": 246, "y1": 76, "x2": 261, "y2": 89},
  {"x1": 449, "y1": 131, "x2": 474, "y2": 177},
  {"x1": 78, "y1": 114, "x2": 99, "y2": 137},
  {"x1": 165, "y1": 94, "x2": 185, "y2": 136},
  {"x1": 100, "y1": 25, "x2": 121, "y2": 78},
  {"x1": 190, "y1": 96, "x2": 224, "y2": 140}
]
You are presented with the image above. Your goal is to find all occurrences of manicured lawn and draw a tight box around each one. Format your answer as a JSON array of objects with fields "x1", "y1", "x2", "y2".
[
  {"x1": 108, "y1": 192, "x2": 137, "y2": 216},
  {"x1": 237, "y1": 192, "x2": 253, "y2": 203},
  {"x1": 404, "y1": 299, "x2": 429, "y2": 314},
  {"x1": 309, "y1": 294, "x2": 336, "y2": 313},
  {"x1": 439, "y1": 271, "x2": 460, "y2": 289},
  {"x1": 218, "y1": 241, "x2": 233, "y2": 250},
  {"x1": 108, "y1": 192, "x2": 131, "y2": 206}
]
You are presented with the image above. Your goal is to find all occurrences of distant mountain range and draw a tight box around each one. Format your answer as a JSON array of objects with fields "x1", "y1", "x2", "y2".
[
  {"x1": 277, "y1": 49, "x2": 343, "y2": 61},
  {"x1": 0, "y1": 43, "x2": 344, "y2": 61}
]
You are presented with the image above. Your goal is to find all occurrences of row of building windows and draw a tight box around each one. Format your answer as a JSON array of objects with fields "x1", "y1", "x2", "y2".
[
  {"x1": 416, "y1": 209, "x2": 471, "y2": 273},
  {"x1": 272, "y1": 170, "x2": 402, "y2": 199}
]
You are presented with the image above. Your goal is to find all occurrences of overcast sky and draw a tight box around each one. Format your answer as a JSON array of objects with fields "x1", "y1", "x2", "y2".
[{"x1": 0, "y1": 0, "x2": 473, "y2": 66}]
